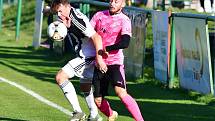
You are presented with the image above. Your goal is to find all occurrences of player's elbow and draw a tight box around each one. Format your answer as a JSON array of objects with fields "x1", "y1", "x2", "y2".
[
  {"x1": 121, "y1": 34, "x2": 130, "y2": 48},
  {"x1": 122, "y1": 41, "x2": 129, "y2": 48}
]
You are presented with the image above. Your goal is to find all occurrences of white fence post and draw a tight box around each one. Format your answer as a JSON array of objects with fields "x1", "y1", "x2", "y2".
[{"x1": 32, "y1": 0, "x2": 44, "y2": 48}]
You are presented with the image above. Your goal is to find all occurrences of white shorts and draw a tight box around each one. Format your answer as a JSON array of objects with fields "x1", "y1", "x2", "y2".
[{"x1": 62, "y1": 57, "x2": 95, "y2": 83}]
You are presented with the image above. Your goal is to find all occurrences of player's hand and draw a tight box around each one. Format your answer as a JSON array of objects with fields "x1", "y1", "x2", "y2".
[{"x1": 96, "y1": 57, "x2": 107, "y2": 73}]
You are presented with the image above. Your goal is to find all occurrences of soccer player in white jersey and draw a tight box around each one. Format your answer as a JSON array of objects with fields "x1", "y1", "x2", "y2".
[
  {"x1": 90, "y1": 0, "x2": 144, "y2": 121},
  {"x1": 50, "y1": 0, "x2": 107, "y2": 120}
]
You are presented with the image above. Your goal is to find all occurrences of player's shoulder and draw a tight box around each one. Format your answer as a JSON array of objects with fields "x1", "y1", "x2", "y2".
[
  {"x1": 118, "y1": 12, "x2": 131, "y2": 23},
  {"x1": 121, "y1": 12, "x2": 130, "y2": 20}
]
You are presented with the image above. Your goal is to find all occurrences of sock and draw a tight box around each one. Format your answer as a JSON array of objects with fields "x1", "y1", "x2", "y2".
[
  {"x1": 121, "y1": 95, "x2": 144, "y2": 121},
  {"x1": 83, "y1": 87, "x2": 98, "y2": 118},
  {"x1": 60, "y1": 80, "x2": 82, "y2": 112},
  {"x1": 97, "y1": 99, "x2": 113, "y2": 117}
]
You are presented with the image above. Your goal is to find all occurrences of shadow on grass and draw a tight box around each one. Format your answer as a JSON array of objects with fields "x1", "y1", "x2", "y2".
[
  {"x1": 70, "y1": 81, "x2": 215, "y2": 121},
  {"x1": 0, "y1": 117, "x2": 28, "y2": 121},
  {"x1": 0, "y1": 46, "x2": 71, "y2": 83},
  {"x1": 105, "y1": 98, "x2": 215, "y2": 121}
]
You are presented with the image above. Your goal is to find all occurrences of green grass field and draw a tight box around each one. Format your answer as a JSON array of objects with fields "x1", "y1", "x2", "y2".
[
  {"x1": 1, "y1": 27, "x2": 215, "y2": 121},
  {"x1": 1, "y1": 1, "x2": 215, "y2": 121}
]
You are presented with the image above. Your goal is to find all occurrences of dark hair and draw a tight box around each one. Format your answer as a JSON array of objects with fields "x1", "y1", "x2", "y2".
[{"x1": 50, "y1": 0, "x2": 70, "y2": 13}]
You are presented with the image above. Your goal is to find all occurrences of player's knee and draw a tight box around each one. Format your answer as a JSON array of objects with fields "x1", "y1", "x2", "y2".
[
  {"x1": 115, "y1": 87, "x2": 127, "y2": 98},
  {"x1": 55, "y1": 70, "x2": 67, "y2": 85},
  {"x1": 55, "y1": 74, "x2": 62, "y2": 85}
]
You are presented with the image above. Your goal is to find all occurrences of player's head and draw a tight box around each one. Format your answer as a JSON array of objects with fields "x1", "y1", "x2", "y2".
[
  {"x1": 109, "y1": 0, "x2": 126, "y2": 14},
  {"x1": 50, "y1": 0, "x2": 71, "y2": 21}
]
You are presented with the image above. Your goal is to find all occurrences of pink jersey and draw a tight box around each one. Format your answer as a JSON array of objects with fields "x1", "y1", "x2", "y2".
[{"x1": 90, "y1": 10, "x2": 132, "y2": 65}]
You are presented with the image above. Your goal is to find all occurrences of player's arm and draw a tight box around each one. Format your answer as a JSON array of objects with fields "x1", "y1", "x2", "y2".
[
  {"x1": 71, "y1": 8, "x2": 107, "y2": 72},
  {"x1": 105, "y1": 34, "x2": 130, "y2": 52},
  {"x1": 104, "y1": 17, "x2": 132, "y2": 53},
  {"x1": 90, "y1": 32, "x2": 107, "y2": 73},
  {"x1": 90, "y1": 33, "x2": 106, "y2": 63},
  {"x1": 98, "y1": 34, "x2": 130, "y2": 57}
]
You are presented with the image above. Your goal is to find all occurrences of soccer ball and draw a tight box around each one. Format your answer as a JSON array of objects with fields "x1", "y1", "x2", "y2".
[{"x1": 47, "y1": 21, "x2": 67, "y2": 41}]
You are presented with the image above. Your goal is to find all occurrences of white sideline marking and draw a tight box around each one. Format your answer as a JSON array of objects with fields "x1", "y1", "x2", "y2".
[{"x1": 0, "y1": 77, "x2": 72, "y2": 116}]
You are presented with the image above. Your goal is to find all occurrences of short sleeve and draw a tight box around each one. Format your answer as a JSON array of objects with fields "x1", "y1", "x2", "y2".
[{"x1": 121, "y1": 17, "x2": 132, "y2": 37}]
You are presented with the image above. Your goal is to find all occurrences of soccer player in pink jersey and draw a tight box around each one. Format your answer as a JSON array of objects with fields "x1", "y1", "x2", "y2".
[{"x1": 91, "y1": 0, "x2": 144, "y2": 121}]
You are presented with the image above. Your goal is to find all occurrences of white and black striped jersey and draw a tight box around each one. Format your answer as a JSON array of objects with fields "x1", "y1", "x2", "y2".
[{"x1": 67, "y1": 8, "x2": 96, "y2": 58}]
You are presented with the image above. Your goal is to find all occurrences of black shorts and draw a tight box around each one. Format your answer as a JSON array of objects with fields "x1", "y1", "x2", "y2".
[{"x1": 93, "y1": 65, "x2": 126, "y2": 97}]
